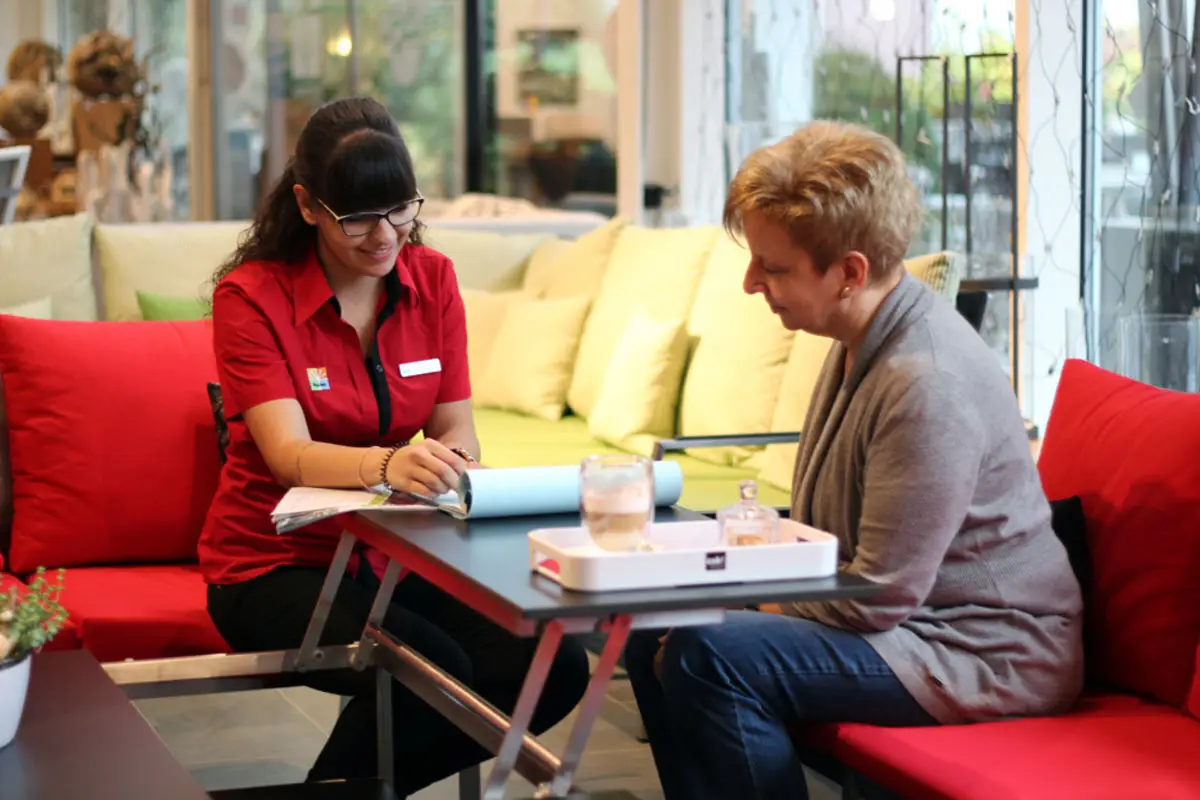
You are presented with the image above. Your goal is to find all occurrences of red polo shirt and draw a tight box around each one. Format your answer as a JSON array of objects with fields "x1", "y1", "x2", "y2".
[{"x1": 198, "y1": 244, "x2": 470, "y2": 585}]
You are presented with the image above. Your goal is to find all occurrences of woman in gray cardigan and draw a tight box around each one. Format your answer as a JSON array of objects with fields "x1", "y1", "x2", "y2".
[{"x1": 624, "y1": 121, "x2": 1083, "y2": 800}]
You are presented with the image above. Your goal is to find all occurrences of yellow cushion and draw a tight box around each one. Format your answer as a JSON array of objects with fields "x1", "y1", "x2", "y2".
[
  {"x1": 461, "y1": 288, "x2": 520, "y2": 390},
  {"x1": 423, "y1": 226, "x2": 546, "y2": 291},
  {"x1": 568, "y1": 225, "x2": 718, "y2": 418},
  {"x1": 588, "y1": 314, "x2": 689, "y2": 457},
  {"x1": 757, "y1": 331, "x2": 835, "y2": 491},
  {"x1": 521, "y1": 216, "x2": 625, "y2": 299},
  {"x1": 473, "y1": 294, "x2": 591, "y2": 421},
  {"x1": 95, "y1": 221, "x2": 248, "y2": 321},
  {"x1": 904, "y1": 251, "x2": 962, "y2": 302},
  {"x1": 0, "y1": 213, "x2": 97, "y2": 320},
  {"x1": 678, "y1": 235, "x2": 795, "y2": 466}
]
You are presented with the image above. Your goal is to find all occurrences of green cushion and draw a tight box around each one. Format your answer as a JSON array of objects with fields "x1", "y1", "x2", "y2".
[
  {"x1": 473, "y1": 408, "x2": 791, "y2": 512},
  {"x1": 136, "y1": 290, "x2": 210, "y2": 321}
]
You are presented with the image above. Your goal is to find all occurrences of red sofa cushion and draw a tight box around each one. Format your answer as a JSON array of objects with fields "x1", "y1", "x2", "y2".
[
  {"x1": 0, "y1": 318, "x2": 221, "y2": 573},
  {"x1": 0, "y1": 572, "x2": 79, "y2": 653},
  {"x1": 58, "y1": 564, "x2": 228, "y2": 662},
  {"x1": 1037, "y1": 359, "x2": 1200, "y2": 708},
  {"x1": 834, "y1": 694, "x2": 1200, "y2": 799}
]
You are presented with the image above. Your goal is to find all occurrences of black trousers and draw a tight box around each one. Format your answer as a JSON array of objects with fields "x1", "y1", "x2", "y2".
[{"x1": 207, "y1": 560, "x2": 590, "y2": 797}]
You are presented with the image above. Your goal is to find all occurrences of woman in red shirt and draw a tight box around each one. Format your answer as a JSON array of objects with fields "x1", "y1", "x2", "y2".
[{"x1": 200, "y1": 97, "x2": 588, "y2": 796}]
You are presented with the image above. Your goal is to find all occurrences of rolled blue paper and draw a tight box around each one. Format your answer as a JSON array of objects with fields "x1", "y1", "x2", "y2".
[{"x1": 442, "y1": 460, "x2": 685, "y2": 519}]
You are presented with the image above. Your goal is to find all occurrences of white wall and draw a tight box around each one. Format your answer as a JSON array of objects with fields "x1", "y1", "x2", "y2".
[
  {"x1": 0, "y1": 5, "x2": 20, "y2": 80},
  {"x1": 676, "y1": 0, "x2": 727, "y2": 227},
  {"x1": 1020, "y1": 0, "x2": 1084, "y2": 431},
  {"x1": 642, "y1": 0, "x2": 680, "y2": 193}
]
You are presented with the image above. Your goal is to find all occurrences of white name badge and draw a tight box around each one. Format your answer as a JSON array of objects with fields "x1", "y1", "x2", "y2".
[{"x1": 399, "y1": 358, "x2": 442, "y2": 378}]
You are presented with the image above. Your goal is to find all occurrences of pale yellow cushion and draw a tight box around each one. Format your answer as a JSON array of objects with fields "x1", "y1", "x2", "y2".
[
  {"x1": 0, "y1": 213, "x2": 97, "y2": 320},
  {"x1": 904, "y1": 251, "x2": 962, "y2": 302},
  {"x1": 521, "y1": 216, "x2": 625, "y2": 299},
  {"x1": 423, "y1": 226, "x2": 546, "y2": 291},
  {"x1": 588, "y1": 314, "x2": 690, "y2": 458},
  {"x1": 474, "y1": 295, "x2": 591, "y2": 421},
  {"x1": 757, "y1": 331, "x2": 835, "y2": 491},
  {"x1": 678, "y1": 235, "x2": 795, "y2": 466},
  {"x1": 461, "y1": 288, "x2": 521, "y2": 391},
  {"x1": 0, "y1": 296, "x2": 53, "y2": 319},
  {"x1": 568, "y1": 224, "x2": 718, "y2": 418},
  {"x1": 95, "y1": 221, "x2": 248, "y2": 321}
]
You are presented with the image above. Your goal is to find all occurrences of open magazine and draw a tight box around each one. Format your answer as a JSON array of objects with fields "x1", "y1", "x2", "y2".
[{"x1": 270, "y1": 461, "x2": 685, "y2": 534}]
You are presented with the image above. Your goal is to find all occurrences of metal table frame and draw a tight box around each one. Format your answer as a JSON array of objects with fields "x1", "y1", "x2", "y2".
[
  {"x1": 317, "y1": 521, "x2": 728, "y2": 799},
  {"x1": 104, "y1": 509, "x2": 875, "y2": 799},
  {"x1": 103, "y1": 521, "x2": 728, "y2": 800}
]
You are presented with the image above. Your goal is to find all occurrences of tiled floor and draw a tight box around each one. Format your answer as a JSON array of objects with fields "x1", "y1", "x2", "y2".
[{"x1": 134, "y1": 667, "x2": 842, "y2": 799}]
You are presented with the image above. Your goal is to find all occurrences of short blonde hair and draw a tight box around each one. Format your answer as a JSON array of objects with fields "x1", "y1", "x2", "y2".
[{"x1": 724, "y1": 120, "x2": 923, "y2": 279}]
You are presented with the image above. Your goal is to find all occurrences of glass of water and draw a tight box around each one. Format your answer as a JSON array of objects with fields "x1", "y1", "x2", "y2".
[
  {"x1": 1117, "y1": 313, "x2": 1200, "y2": 392},
  {"x1": 580, "y1": 454, "x2": 655, "y2": 552}
]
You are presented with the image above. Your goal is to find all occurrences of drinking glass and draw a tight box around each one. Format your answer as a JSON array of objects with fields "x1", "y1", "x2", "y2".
[
  {"x1": 579, "y1": 454, "x2": 655, "y2": 552},
  {"x1": 1117, "y1": 313, "x2": 1200, "y2": 392}
]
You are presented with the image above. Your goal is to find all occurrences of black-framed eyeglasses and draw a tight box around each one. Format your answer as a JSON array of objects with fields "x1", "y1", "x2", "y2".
[{"x1": 317, "y1": 195, "x2": 424, "y2": 237}]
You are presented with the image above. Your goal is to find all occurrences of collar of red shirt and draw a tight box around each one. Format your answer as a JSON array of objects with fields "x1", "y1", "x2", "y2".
[{"x1": 292, "y1": 245, "x2": 420, "y2": 326}]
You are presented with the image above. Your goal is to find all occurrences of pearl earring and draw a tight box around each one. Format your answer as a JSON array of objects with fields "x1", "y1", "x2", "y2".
[{"x1": 840, "y1": 286, "x2": 851, "y2": 300}]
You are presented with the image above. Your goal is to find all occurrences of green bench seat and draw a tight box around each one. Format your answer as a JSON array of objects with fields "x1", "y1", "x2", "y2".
[{"x1": 472, "y1": 407, "x2": 791, "y2": 513}]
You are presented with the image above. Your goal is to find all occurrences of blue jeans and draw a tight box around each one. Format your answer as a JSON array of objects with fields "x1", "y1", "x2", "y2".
[{"x1": 625, "y1": 612, "x2": 936, "y2": 800}]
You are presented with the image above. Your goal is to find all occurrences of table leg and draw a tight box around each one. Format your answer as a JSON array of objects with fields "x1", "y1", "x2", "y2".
[
  {"x1": 362, "y1": 559, "x2": 402, "y2": 790},
  {"x1": 295, "y1": 531, "x2": 355, "y2": 671},
  {"x1": 365, "y1": 626, "x2": 567, "y2": 785},
  {"x1": 459, "y1": 764, "x2": 482, "y2": 800},
  {"x1": 377, "y1": 663, "x2": 394, "y2": 790},
  {"x1": 353, "y1": 558, "x2": 402, "y2": 670},
  {"x1": 482, "y1": 620, "x2": 565, "y2": 799},
  {"x1": 545, "y1": 615, "x2": 633, "y2": 797}
]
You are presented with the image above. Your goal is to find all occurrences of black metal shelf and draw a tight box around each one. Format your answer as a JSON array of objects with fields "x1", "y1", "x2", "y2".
[{"x1": 959, "y1": 276, "x2": 1040, "y2": 293}]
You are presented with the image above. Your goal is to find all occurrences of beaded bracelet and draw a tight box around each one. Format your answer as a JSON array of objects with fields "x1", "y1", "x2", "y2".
[{"x1": 378, "y1": 444, "x2": 404, "y2": 492}]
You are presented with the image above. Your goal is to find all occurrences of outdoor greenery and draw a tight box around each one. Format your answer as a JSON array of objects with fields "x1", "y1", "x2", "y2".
[
  {"x1": 0, "y1": 568, "x2": 68, "y2": 664},
  {"x1": 813, "y1": 36, "x2": 1017, "y2": 193}
]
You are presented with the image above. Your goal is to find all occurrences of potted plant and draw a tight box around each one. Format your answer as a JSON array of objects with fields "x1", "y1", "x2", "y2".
[{"x1": 0, "y1": 568, "x2": 68, "y2": 749}]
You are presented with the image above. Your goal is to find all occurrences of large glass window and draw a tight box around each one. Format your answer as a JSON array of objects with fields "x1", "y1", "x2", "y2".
[
  {"x1": 3, "y1": 0, "x2": 191, "y2": 220},
  {"x1": 725, "y1": 0, "x2": 1017, "y2": 256},
  {"x1": 1089, "y1": 0, "x2": 1200, "y2": 389},
  {"x1": 208, "y1": 0, "x2": 620, "y2": 221},
  {"x1": 724, "y1": 0, "x2": 1023, "y2": 397},
  {"x1": 208, "y1": 0, "x2": 463, "y2": 220},
  {"x1": 481, "y1": 0, "x2": 621, "y2": 215}
]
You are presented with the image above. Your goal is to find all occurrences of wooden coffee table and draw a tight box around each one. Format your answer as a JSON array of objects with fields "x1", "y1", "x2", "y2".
[{"x1": 0, "y1": 650, "x2": 210, "y2": 800}]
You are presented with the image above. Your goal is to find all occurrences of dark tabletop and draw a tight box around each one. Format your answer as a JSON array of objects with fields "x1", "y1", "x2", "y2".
[
  {"x1": 348, "y1": 506, "x2": 876, "y2": 629},
  {"x1": 0, "y1": 650, "x2": 210, "y2": 800}
]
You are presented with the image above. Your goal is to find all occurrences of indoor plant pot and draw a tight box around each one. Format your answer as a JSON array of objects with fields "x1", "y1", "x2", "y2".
[
  {"x1": 0, "y1": 653, "x2": 31, "y2": 749},
  {"x1": 0, "y1": 568, "x2": 67, "y2": 751}
]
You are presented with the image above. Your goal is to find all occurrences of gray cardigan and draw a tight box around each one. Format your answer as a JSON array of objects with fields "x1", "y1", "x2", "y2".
[{"x1": 785, "y1": 272, "x2": 1084, "y2": 724}]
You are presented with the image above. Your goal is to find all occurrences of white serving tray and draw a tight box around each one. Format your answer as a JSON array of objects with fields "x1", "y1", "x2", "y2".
[{"x1": 528, "y1": 519, "x2": 838, "y2": 592}]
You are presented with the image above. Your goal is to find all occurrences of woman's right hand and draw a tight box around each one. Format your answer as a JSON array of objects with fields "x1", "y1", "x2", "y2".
[{"x1": 385, "y1": 440, "x2": 467, "y2": 498}]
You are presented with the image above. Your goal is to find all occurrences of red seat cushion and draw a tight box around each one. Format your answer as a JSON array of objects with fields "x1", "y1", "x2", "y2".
[
  {"x1": 834, "y1": 694, "x2": 1200, "y2": 799},
  {"x1": 1037, "y1": 360, "x2": 1200, "y2": 709},
  {"x1": 0, "y1": 318, "x2": 221, "y2": 573},
  {"x1": 57, "y1": 564, "x2": 229, "y2": 662},
  {"x1": 0, "y1": 572, "x2": 79, "y2": 652}
]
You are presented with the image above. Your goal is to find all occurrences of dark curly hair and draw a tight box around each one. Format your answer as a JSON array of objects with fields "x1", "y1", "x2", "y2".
[{"x1": 213, "y1": 96, "x2": 424, "y2": 287}]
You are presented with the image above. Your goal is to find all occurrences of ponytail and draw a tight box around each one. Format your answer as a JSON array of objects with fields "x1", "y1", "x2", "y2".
[{"x1": 210, "y1": 162, "x2": 316, "y2": 289}]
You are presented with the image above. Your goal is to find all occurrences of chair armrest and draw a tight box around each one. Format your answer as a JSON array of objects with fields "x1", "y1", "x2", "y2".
[{"x1": 651, "y1": 432, "x2": 801, "y2": 460}]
